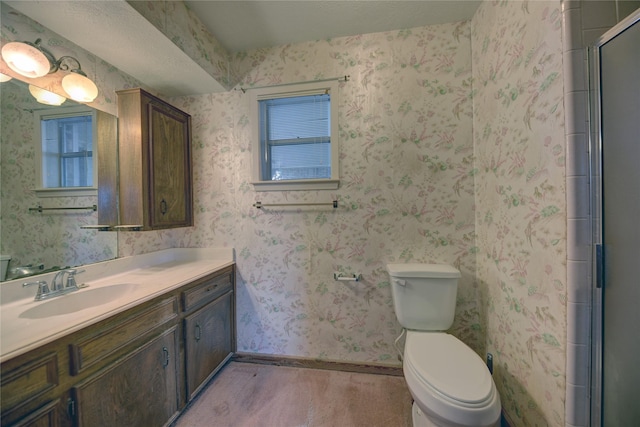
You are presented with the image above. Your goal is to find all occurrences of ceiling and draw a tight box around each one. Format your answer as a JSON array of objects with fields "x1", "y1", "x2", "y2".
[
  {"x1": 185, "y1": 1, "x2": 482, "y2": 53},
  {"x1": 4, "y1": 1, "x2": 481, "y2": 96}
]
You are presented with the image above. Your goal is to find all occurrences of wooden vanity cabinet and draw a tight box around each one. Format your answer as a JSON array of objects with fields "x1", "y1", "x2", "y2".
[
  {"x1": 0, "y1": 266, "x2": 235, "y2": 427},
  {"x1": 116, "y1": 88, "x2": 193, "y2": 230},
  {"x1": 182, "y1": 268, "x2": 235, "y2": 400}
]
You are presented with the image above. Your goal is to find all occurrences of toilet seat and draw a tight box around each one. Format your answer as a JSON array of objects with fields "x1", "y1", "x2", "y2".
[{"x1": 404, "y1": 331, "x2": 501, "y2": 427}]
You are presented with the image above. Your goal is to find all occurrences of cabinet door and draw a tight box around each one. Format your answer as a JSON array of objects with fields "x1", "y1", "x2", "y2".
[
  {"x1": 71, "y1": 328, "x2": 179, "y2": 427},
  {"x1": 148, "y1": 101, "x2": 192, "y2": 229},
  {"x1": 184, "y1": 292, "x2": 233, "y2": 400}
]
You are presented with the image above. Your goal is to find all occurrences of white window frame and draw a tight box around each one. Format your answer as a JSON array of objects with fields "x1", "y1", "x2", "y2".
[
  {"x1": 250, "y1": 80, "x2": 340, "y2": 191},
  {"x1": 34, "y1": 106, "x2": 97, "y2": 197}
]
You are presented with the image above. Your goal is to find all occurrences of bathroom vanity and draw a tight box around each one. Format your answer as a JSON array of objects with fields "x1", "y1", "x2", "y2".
[{"x1": 0, "y1": 249, "x2": 235, "y2": 427}]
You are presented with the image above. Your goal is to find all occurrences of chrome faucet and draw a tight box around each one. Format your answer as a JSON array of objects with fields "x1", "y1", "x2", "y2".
[
  {"x1": 52, "y1": 268, "x2": 83, "y2": 291},
  {"x1": 24, "y1": 268, "x2": 85, "y2": 301}
]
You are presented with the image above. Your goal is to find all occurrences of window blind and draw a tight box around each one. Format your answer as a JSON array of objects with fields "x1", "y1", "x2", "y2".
[{"x1": 259, "y1": 93, "x2": 331, "y2": 181}]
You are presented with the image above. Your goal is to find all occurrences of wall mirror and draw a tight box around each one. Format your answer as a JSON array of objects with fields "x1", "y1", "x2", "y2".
[{"x1": 0, "y1": 77, "x2": 118, "y2": 281}]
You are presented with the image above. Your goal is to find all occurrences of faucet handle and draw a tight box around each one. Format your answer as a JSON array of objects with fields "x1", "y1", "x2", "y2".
[
  {"x1": 65, "y1": 269, "x2": 85, "y2": 289},
  {"x1": 23, "y1": 280, "x2": 46, "y2": 287},
  {"x1": 33, "y1": 281, "x2": 51, "y2": 300}
]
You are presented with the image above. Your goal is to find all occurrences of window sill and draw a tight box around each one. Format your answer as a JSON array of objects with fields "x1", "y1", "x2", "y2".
[
  {"x1": 34, "y1": 187, "x2": 98, "y2": 198},
  {"x1": 251, "y1": 179, "x2": 339, "y2": 192}
]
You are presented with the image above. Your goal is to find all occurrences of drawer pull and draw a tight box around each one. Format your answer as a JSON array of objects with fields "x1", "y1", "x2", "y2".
[
  {"x1": 162, "y1": 347, "x2": 170, "y2": 367},
  {"x1": 195, "y1": 323, "x2": 201, "y2": 341},
  {"x1": 160, "y1": 199, "x2": 168, "y2": 215}
]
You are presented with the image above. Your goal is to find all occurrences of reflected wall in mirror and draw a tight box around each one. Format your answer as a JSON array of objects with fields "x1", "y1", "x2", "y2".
[{"x1": 0, "y1": 78, "x2": 117, "y2": 280}]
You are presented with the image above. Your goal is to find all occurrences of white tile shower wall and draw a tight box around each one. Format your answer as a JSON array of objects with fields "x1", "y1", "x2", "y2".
[
  {"x1": 562, "y1": 0, "x2": 590, "y2": 424},
  {"x1": 562, "y1": 1, "x2": 639, "y2": 426}
]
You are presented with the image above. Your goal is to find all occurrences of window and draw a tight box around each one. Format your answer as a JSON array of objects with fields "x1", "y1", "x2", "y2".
[
  {"x1": 35, "y1": 107, "x2": 97, "y2": 196},
  {"x1": 251, "y1": 81, "x2": 339, "y2": 191}
]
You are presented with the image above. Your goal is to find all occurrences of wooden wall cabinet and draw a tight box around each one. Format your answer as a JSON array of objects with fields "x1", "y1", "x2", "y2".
[
  {"x1": 1, "y1": 266, "x2": 235, "y2": 427},
  {"x1": 116, "y1": 88, "x2": 193, "y2": 230}
]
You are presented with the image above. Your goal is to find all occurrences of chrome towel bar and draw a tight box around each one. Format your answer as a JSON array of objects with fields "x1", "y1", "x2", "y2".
[
  {"x1": 253, "y1": 200, "x2": 338, "y2": 209},
  {"x1": 29, "y1": 204, "x2": 97, "y2": 213}
]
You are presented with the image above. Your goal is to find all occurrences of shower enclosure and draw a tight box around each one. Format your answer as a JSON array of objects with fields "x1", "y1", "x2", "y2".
[{"x1": 590, "y1": 8, "x2": 640, "y2": 426}]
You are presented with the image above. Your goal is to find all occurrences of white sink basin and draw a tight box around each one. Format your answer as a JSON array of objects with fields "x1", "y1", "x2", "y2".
[{"x1": 19, "y1": 283, "x2": 138, "y2": 319}]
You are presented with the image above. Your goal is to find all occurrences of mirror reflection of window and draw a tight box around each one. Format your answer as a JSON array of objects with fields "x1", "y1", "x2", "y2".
[{"x1": 35, "y1": 107, "x2": 97, "y2": 195}]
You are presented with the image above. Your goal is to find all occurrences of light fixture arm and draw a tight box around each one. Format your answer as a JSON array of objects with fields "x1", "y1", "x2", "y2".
[
  {"x1": 54, "y1": 56, "x2": 87, "y2": 77},
  {"x1": 17, "y1": 39, "x2": 86, "y2": 77}
]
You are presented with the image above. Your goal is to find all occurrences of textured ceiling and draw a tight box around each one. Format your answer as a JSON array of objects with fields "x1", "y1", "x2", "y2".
[
  {"x1": 185, "y1": 1, "x2": 482, "y2": 53},
  {"x1": 5, "y1": 0, "x2": 481, "y2": 96}
]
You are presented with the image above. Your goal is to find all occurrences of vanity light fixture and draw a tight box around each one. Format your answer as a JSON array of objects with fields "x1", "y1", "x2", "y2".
[
  {"x1": 28, "y1": 85, "x2": 66, "y2": 106},
  {"x1": 1, "y1": 40, "x2": 53, "y2": 78},
  {"x1": 61, "y1": 70, "x2": 98, "y2": 103},
  {"x1": 1, "y1": 39, "x2": 98, "y2": 102}
]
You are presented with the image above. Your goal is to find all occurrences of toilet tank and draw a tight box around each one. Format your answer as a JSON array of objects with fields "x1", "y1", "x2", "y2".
[
  {"x1": 387, "y1": 263, "x2": 461, "y2": 331},
  {"x1": 1, "y1": 255, "x2": 11, "y2": 281}
]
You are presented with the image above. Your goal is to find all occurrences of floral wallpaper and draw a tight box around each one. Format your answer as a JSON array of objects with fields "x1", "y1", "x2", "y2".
[
  {"x1": 472, "y1": 1, "x2": 566, "y2": 425},
  {"x1": 168, "y1": 20, "x2": 480, "y2": 363},
  {"x1": 127, "y1": 0, "x2": 235, "y2": 89},
  {"x1": 145, "y1": 3, "x2": 566, "y2": 425}
]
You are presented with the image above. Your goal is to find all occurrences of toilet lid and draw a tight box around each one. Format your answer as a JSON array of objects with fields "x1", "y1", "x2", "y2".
[{"x1": 405, "y1": 332, "x2": 493, "y2": 404}]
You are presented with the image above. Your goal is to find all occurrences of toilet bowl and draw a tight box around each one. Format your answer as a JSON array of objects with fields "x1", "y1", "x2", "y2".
[
  {"x1": 404, "y1": 331, "x2": 501, "y2": 427},
  {"x1": 387, "y1": 263, "x2": 501, "y2": 427}
]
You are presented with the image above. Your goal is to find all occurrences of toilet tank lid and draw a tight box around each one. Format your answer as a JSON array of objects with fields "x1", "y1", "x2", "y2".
[
  {"x1": 0, "y1": 255, "x2": 10, "y2": 261},
  {"x1": 387, "y1": 263, "x2": 460, "y2": 278}
]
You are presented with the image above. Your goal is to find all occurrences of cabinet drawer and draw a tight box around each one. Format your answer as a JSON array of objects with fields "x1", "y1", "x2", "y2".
[
  {"x1": 182, "y1": 268, "x2": 233, "y2": 312},
  {"x1": 0, "y1": 352, "x2": 58, "y2": 418},
  {"x1": 69, "y1": 296, "x2": 178, "y2": 375},
  {"x1": 10, "y1": 399, "x2": 59, "y2": 427}
]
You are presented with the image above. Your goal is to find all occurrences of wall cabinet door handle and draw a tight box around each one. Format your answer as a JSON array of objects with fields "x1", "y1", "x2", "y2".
[
  {"x1": 195, "y1": 323, "x2": 201, "y2": 342},
  {"x1": 160, "y1": 199, "x2": 168, "y2": 215}
]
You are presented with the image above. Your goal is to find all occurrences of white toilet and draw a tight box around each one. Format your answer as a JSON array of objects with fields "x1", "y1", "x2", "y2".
[{"x1": 387, "y1": 263, "x2": 501, "y2": 427}]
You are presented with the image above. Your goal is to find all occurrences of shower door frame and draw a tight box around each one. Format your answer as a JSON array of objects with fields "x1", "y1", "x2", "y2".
[{"x1": 589, "y1": 8, "x2": 640, "y2": 427}]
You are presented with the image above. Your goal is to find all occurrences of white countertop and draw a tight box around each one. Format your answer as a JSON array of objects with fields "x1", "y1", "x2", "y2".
[{"x1": 0, "y1": 248, "x2": 234, "y2": 363}]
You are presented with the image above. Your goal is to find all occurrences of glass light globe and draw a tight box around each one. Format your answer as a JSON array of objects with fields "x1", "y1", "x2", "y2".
[
  {"x1": 28, "y1": 85, "x2": 66, "y2": 106},
  {"x1": 62, "y1": 72, "x2": 98, "y2": 103},
  {"x1": 0, "y1": 73, "x2": 12, "y2": 82},
  {"x1": 1, "y1": 42, "x2": 51, "y2": 78}
]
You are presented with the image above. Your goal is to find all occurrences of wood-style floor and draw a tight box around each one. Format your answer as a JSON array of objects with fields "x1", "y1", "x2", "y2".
[{"x1": 173, "y1": 361, "x2": 413, "y2": 427}]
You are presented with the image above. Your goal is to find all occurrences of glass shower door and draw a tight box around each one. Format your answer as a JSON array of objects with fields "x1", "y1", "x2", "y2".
[{"x1": 593, "y1": 10, "x2": 640, "y2": 426}]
